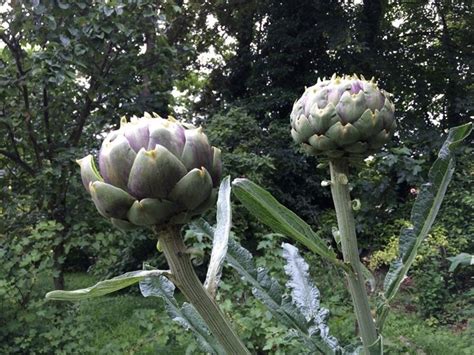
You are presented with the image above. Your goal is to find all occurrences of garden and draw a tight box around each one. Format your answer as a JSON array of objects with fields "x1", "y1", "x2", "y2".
[{"x1": 1, "y1": 1, "x2": 473, "y2": 354}]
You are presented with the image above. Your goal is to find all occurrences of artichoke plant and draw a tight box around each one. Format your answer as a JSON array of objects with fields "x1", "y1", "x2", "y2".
[
  {"x1": 290, "y1": 74, "x2": 396, "y2": 158},
  {"x1": 77, "y1": 113, "x2": 222, "y2": 229}
]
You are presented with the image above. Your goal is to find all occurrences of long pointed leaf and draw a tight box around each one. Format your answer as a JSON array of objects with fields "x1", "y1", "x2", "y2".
[
  {"x1": 204, "y1": 176, "x2": 232, "y2": 297},
  {"x1": 45, "y1": 269, "x2": 169, "y2": 301},
  {"x1": 232, "y1": 178, "x2": 346, "y2": 270},
  {"x1": 379, "y1": 123, "x2": 472, "y2": 326}
]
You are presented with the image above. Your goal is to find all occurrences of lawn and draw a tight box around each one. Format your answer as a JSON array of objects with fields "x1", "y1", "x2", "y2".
[{"x1": 22, "y1": 272, "x2": 469, "y2": 354}]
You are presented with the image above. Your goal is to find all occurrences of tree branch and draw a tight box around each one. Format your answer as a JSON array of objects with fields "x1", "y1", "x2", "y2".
[
  {"x1": 0, "y1": 149, "x2": 35, "y2": 175},
  {"x1": 1, "y1": 32, "x2": 42, "y2": 167},
  {"x1": 68, "y1": 42, "x2": 114, "y2": 147},
  {"x1": 43, "y1": 86, "x2": 53, "y2": 157}
]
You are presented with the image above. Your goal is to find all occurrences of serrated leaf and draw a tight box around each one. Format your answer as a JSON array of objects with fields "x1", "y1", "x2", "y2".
[
  {"x1": 140, "y1": 276, "x2": 225, "y2": 354},
  {"x1": 379, "y1": 123, "x2": 472, "y2": 327},
  {"x1": 232, "y1": 178, "x2": 345, "y2": 269},
  {"x1": 46, "y1": 270, "x2": 169, "y2": 301},
  {"x1": 282, "y1": 242, "x2": 320, "y2": 321},
  {"x1": 204, "y1": 176, "x2": 232, "y2": 297},
  {"x1": 226, "y1": 238, "x2": 341, "y2": 354},
  {"x1": 282, "y1": 243, "x2": 341, "y2": 353}
]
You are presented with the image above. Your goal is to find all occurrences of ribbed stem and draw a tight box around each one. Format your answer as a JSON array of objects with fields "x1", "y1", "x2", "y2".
[
  {"x1": 157, "y1": 225, "x2": 249, "y2": 355},
  {"x1": 329, "y1": 159, "x2": 379, "y2": 354}
]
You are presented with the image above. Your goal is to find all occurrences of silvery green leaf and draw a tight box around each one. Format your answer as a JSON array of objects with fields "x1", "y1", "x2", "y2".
[
  {"x1": 188, "y1": 218, "x2": 215, "y2": 241},
  {"x1": 226, "y1": 239, "x2": 341, "y2": 354},
  {"x1": 45, "y1": 269, "x2": 169, "y2": 301},
  {"x1": 204, "y1": 176, "x2": 232, "y2": 297},
  {"x1": 140, "y1": 275, "x2": 225, "y2": 355},
  {"x1": 282, "y1": 243, "x2": 341, "y2": 353},
  {"x1": 379, "y1": 123, "x2": 472, "y2": 329},
  {"x1": 447, "y1": 253, "x2": 474, "y2": 272},
  {"x1": 282, "y1": 242, "x2": 320, "y2": 321}
]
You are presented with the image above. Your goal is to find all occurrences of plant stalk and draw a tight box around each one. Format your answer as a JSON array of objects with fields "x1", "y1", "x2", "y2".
[
  {"x1": 156, "y1": 225, "x2": 250, "y2": 355},
  {"x1": 329, "y1": 159, "x2": 379, "y2": 354}
]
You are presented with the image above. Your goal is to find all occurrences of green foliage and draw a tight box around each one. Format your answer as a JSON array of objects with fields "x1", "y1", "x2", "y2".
[
  {"x1": 0, "y1": 0, "x2": 184, "y2": 291},
  {"x1": 0, "y1": 271, "x2": 93, "y2": 354},
  {"x1": 140, "y1": 275, "x2": 225, "y2": 354},
  {"x1": 382, "y1": 312, "x2": 474, "y2": 354},
  {"x1": 1, "y1": 220, "x2": 62, "y2": 306},
  {"x1": 1, "y1": 0, "x2": 473, "y2": 352},
  {"x1": 205, "y1": 107, "x2": 275, "y2": 185}
]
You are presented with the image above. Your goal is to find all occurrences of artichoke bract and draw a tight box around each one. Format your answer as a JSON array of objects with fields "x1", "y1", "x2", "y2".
[
  {"x1": 290, "y1": 74, "x2": 396, "y2": 158},
  {"x1": 77, "y1": 113, "x2": 222, "y2": 230}
]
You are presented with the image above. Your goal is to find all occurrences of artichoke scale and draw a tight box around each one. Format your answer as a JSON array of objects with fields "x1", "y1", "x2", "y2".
[
  {"x1": 127, "y1": 198, "x2": 178, "y2": 226},
  {"x1": 127, "y1": 146, "x2": 187, "y2": 199},
  {"x1": 89, "y1": 181, "x2": 135, "y2": 219},
  {"x1": 325, "y1": 122, "x2": 361, "y2": 146},
  {"x1": 77, "y1": 155, "x2": 103, "y2": 192},
  {"x1": 169, "y1": 168, "x2": 213, "y2": 210}
]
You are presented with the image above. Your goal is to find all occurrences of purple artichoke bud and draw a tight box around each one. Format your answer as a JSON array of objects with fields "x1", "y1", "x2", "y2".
[
  {"x1": 290, "y1": 74, "x2": 396, "y2": 159},
  {"x1": 77, "y1": 114, "x2": 222, "y2": 229}
]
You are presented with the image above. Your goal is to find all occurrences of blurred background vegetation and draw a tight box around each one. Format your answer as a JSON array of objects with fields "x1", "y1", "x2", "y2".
[{"x1": 0, "y1": 1, "x2": 472, "y2": 353}]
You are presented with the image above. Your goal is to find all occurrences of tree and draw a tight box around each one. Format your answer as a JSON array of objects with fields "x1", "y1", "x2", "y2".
[{"x1": 0, "y1": 1, "x2": 181, "y2": 289}]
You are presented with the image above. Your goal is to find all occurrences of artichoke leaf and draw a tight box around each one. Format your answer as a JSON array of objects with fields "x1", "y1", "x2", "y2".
[
  {"x1": 181, "y1": 128, "x2": 213, "y2": 172},
  {"x1": 111, "y1": 218, "x2": 137, "y2": 230},
  {"x1": 325, "y1": 122, "x2": 361, "y2": 146},
  {"x1": 127, "y1": 146, "x2": 187, "y2": 199},
  {"x1": 308, "y1": 103, "x2": 337, "y2": 134},
  {"x1": 294, "y1": 115, "x2": 314, "y2": 142},
  {"x1": 127, "y1": 198, "x2": 178, "y2": 226},
  {"x1": 76, "y1": 154, "x2": 103, "y2": 192},
  {"x1": 169, "y1": 167, "x2": 213, "y2": 210},
  {"x1": 336, "y1": 91, "x2": 366, "y2": 124},
  {"x1": 46, "y1": 270, "x2": 170, "y2": 301},
  {"x1": 148, "y1": 120, "x2": 186, "y2": 157},
  {"x1": 352, "y1": 109, "x2": 383, "y2": 140},
  {"x1": 123, "y1": 117, "x2": 150, "y2": 152},
  {"x1": 99, "y1": 135, "x2": 136, "y2": 190},
  {"x1": 210, "y1": 147, "x2": 222, "y2": 187},
  {"x1": 90, "y1": 181, "x2": 135, "y2": 219},
  {"x1": 308, "y1": 134, "x2": 337, "y2": 151}
]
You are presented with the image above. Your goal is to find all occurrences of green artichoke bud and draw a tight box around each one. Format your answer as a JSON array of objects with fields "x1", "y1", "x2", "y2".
[
  {"x1": 77, "y1": 113, "x2": 222, "y2": 229},
  {"x1": 290, "y1": 74, "x2": 396, "y2": 158}
]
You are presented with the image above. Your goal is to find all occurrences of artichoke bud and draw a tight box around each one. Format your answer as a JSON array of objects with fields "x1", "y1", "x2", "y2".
[
  {"x1": 78, "y1": 115, "x2": 222, "y2": 229},
  {"x1": 290, "y1": 74, "x2": 396, "y2": 159}
]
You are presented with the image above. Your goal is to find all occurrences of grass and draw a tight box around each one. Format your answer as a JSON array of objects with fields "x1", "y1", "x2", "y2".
[
  {"x1": 3, "y1": 272, "x2": 473, "y2": 354},
  {"x1": 62, "y1": 273, "x2": 193, "y2": 354}
]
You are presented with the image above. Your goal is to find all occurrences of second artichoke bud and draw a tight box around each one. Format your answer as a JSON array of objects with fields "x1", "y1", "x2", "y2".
[
  {"x1": 290, "y1": 74, "x2": 396, "y2": 159},
  {"x1": 77, "y1": 113, "x2": 222, "y2": 230}
]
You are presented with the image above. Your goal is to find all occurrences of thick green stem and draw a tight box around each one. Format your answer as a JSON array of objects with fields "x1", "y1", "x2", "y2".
[
  {"x1": 157, "y1": 225, "x2": 249, "y2": 355},
  {"x1": 329, "y1": 159, "x2": 379, "y2": 354}
]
